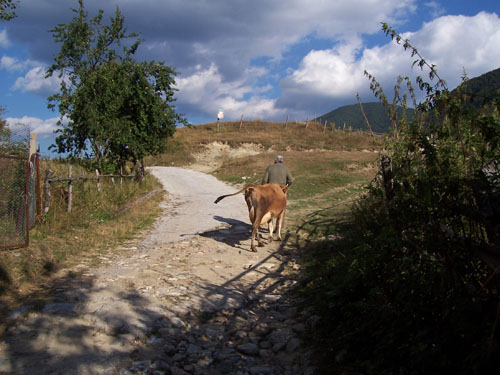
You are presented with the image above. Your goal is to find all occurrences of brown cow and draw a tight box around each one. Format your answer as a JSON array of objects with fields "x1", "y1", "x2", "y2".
[{"x1": 214, "y1": 183, "x2": 288, "y2": 252}]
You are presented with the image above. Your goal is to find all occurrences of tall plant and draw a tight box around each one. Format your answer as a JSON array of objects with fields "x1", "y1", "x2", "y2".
[{"x1": 304, "y1": 23, "x2": 500, "y2": 374}]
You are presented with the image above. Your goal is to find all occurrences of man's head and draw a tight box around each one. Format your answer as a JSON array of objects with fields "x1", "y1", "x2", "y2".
[{"x1": 275, "y1": 155, "x2": 283, "y2": 163}]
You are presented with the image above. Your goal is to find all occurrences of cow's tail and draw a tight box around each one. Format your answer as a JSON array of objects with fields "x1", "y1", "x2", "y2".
[{"x1": 214, "y1": 187, "x2": 248, "y2": 204}]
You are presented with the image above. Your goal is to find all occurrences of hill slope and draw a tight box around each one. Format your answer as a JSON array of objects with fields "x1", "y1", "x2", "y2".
[
  {"x1": 314, "y1": 67, "x2": 500, "y2": 132},
  {"x1": 314, "y1": 102, "x2": 414, "y2": 133},
  {"x1": 453, "y1": 66, "x2": 500, "y2": 107}
]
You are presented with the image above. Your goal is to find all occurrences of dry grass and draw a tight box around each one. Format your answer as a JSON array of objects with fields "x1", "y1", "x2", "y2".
[
  {"x1": 146, "y1": 121, "x2": 384, "y2": 167},
  {"x1": 0, "y1": 159, "x2": 163, "y2": 311}
]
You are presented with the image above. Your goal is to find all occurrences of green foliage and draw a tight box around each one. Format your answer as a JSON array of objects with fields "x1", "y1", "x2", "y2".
[
  {"x1": 0, "y1": 107, "x2": 27, "y2": 156},
  {"x1": 0, "y1": 0, "x2": 18, "y2": 21},
  {"x1": 302, "y1": 23, "x2": 500, "y2": 374},
  {"x1": 46, "y1": 0, "x2": 184, "y2": 171}
]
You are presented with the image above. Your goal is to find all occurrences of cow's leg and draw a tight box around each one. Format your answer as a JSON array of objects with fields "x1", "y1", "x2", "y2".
[
  {"x1": 259, "y1": 212, "x2": 273, "y2": 242},
  {"x1": 250, "y1": 221, "x2": 260, "y2": 252},
  {"x1": 250, "y1": 210, "x2": 267, "y2": 251},
  {"x1": 268, "y1": 218, "x2": 274, "y2": 242},
  {"x1": 277, "y1": 209, "x2": 286, "y2": 241}
]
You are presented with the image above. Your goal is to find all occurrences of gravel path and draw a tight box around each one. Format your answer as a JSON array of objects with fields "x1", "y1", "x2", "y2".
[{"x1": 0, "y1": 167, "x2": 314, "y2": 375}]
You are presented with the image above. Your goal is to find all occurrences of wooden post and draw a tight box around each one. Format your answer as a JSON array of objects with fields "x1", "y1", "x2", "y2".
[
  {"x1": 357, "y1": 92, "x2": 374, "y2": 136},
  {"x1": 305, "y1": 117, "x2": 309, "y2": 129},
  {"x1": 35, "y1": 152, "x2": 41, "y2": 221},
  {"x1": 323, "y1": 120, "x2": 327, "y2": 132},
  {"x1": 29, "y1": 133, "x2": 37, "y2": 159},
  {"x1": 67, "y1": 165, "x2": 72, "y2": 213},
  {"x1": 239, "y1": 114, "x2": 244, "y2": 130},
  {"x1": 95, "y1": 169, "x2": 101, "y2": 192},
  {"x1": 82, "y1": 172, "x2": 86, "y2": 191},
  {"x1": 284, "y1": 114, "x2": 289, "y2": 129},
  {"x1": 43, "y1": 169, "x2": 53, "y2": 214},
  {"x1": 120, "y1": 167, "x2": 123, "y2": 186}
]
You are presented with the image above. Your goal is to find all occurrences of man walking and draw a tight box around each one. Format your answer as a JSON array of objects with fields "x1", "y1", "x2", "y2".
[{"x1": 262, "y1": 155, "x2": 293, "y2": 187}]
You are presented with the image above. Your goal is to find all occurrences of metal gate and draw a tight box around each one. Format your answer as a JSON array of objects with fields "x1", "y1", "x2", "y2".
[{"x1": 0, "y1": 154, "x2": 32, "y2": 250}]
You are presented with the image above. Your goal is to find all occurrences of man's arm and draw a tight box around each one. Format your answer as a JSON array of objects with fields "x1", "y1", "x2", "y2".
[
  {"x1": 262, "y1": 167, "x2": 270, "y2": 185},
  {"x1": 286, "y1": 168, "x2": 293, "y2": 186}
]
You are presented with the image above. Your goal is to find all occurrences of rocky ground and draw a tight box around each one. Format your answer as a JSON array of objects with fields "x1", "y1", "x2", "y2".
[{"x1": 0, "y1": 167, "x2": 316, "y2": 375}]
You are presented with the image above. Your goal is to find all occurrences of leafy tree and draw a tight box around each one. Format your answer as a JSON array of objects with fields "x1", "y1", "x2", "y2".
[
  {"x1": 0, "y1": 106, "x2": 26, "y2": 155},
  {"x1": 46, "y1": 0, "x2": 185, "y2": 172},
  {"x1": 0, "y1": 0, "x2": 18, "y2": 21}
]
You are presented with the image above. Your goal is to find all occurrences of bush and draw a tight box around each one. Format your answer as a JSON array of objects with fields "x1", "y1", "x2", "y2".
[{"x1": 301, "y1": 24, "x2": 500, "y2": 374}]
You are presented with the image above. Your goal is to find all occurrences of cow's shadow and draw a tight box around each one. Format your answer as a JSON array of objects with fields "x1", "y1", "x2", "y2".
[{"x1": 200, "y1": 215, "x2": 270, "y2": 251}]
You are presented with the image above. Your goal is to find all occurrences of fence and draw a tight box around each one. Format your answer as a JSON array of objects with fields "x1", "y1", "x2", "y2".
[
  {"x1": 0, "y1": 152, "x2": 39, "y2": 250},
  {"x1": 43, "y1": 166, "x2": 136, "y2": 214}
]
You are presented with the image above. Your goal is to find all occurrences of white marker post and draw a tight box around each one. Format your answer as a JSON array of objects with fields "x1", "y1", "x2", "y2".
[{"x1": 217, "y1": 109, "x2": 224, "y2": 133}]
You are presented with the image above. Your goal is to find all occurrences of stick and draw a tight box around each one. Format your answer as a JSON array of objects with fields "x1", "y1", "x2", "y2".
[
  {"x1": 67, "y1": 165, "x2": 72, "y2": 213},
  {"x1": 43, "y1": 169, "x2": 54, "y2": 214}
]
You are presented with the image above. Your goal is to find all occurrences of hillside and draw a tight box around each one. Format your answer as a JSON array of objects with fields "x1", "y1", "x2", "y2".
[
  {"x1": 146, "y1": 120, "x2": 384, "y2": 169},
  {"x1": 453, "y1": 66, "x2": 500, "y2": 107},
  {"x1": 314, "y1": 102, "x2": 414, "y2": 133}
]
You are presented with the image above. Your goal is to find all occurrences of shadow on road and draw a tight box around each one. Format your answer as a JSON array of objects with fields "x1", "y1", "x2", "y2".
[{"x1": 0, "y1": 227, "x2": 307, "y2": 374}]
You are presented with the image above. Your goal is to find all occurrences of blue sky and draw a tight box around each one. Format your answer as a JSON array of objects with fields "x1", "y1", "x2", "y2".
[{"x1": 1, "y1": 0, "x2": 499, "y2": 156}]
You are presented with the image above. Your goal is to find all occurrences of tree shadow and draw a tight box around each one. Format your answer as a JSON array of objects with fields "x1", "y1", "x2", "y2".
[{"x1": 0, "y1": 230, "x2": 305, "y2": 374}]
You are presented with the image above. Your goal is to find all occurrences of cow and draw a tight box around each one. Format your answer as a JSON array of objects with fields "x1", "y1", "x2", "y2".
[{"x1": 214, "y1": 183, "x2": 288, "y2": 252}]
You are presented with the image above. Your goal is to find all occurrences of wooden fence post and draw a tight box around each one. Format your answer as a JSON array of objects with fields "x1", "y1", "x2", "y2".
[
  {"x1": 305, "y1": 117, "x2": 309, "y2": 129},
  {"x1": 67, "y1": 165, "x2": 72, "y2": 213},
  {"x1": 95, "y1": 169, "x2": 101, "y2": 192},
  {"x1": 239, "y1": 114, "x2": 244, "y2": 131},
  {"x1": 284, "y1": 114, "x2": 289, "y2": 129},
  {"x1": 323, "y1": 120, "x2": 327, "y2": 132},
  {"x1": 43, "y1": 169, "x2": 53, "y2": 214}
]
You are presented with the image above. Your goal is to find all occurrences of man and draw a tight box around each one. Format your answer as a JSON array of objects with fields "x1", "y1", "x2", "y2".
[{"x1": 262, "y1": 155, "x2": 293, "y2": 187}]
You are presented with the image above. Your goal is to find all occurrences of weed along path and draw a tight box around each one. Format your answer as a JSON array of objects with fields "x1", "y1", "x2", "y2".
[{"x1": 0, "y1": 167, "x2": 314, "y2": 375}]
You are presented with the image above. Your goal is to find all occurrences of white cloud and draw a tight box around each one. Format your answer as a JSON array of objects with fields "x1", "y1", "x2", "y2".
[
  {"x1": 0, "y1": 29, "x2": 8, "y2": 48},
  {"x1": 175, "y1": 64, "x2": 283, "y2": 121},
  {"x1": 0, "y1": 55, "x2": 39, "y2": 72},
  {"x1": 12, "y1": 66, "x2": 60, "y2": 95},
  {"x1": 278, "y1": 11, "x2": 500, "y2": 114},
  {"x1": 6, "y1": 116, "x2": 60, "y2": 138},
  {"x1": 424, "y1": 2, "x2": 445, "y2": 18}
]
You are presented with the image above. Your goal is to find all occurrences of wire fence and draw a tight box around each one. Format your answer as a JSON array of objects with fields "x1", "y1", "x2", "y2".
[
  {"x1": 0, "y1": 127, "x2": 40, "y2": 250},
  {"x1": 0, "y1": 155, "x2": 29, "y2": 249}
]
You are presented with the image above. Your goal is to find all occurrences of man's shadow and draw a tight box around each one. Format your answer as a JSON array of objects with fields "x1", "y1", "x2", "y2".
[{"x1": 200, "y1": 215, "x2": 270, "y2": 251}]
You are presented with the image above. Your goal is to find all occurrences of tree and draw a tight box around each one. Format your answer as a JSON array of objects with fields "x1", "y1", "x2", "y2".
[
  {"x1": 46, "y1": 0, "x2": 185, "y2": 172},
  {"x1": 0, "y1": 106, "x2": 26, "y2": 155},
  {"x1": 0, "y1": 0, "x2": 18, "y2": 21}
]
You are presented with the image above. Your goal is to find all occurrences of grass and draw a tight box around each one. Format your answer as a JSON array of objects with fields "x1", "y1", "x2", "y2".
[
  {"x1": 146, "y1": 120, "x2": 384, "y2": 167},
  {"x1": 0, "y1": 159, "x2": 163, "y2": 307}
]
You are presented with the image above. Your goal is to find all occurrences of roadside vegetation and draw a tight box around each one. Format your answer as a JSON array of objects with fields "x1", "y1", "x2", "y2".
[
  {"x1": 297, "y1": 25, "x2": 500, "y2": 374},
  {"x1": 0, "y1": 159, "x2": 163, "y2": 317}
]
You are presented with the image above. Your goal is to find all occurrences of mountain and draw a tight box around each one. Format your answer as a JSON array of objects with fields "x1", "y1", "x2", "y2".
[
  {"x1": 314, "y1": 102, "x2": 414, "y2": 134},
  {"x1": 315, "y1": 67, "x2": 500, "y2": 133},
  {"x1": 452, "y1": 67, "x2": 500, "y2": 107}
]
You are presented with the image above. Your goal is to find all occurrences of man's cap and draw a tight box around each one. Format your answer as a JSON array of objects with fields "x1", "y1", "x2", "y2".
[{"x1": 275, "y1": 155, "x2": 283, "y2": 162}]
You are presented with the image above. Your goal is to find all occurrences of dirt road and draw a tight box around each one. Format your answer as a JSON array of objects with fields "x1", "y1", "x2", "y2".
[{"x1": 0, "y1": 167, "x2": 314, "y2": 375}]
